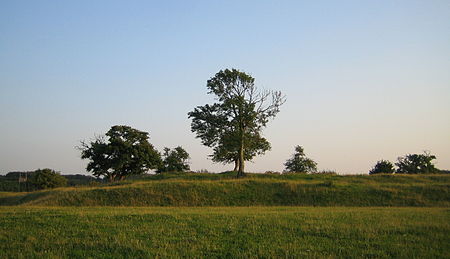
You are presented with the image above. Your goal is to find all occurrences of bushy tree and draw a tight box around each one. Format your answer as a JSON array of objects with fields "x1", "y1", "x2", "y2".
[
  {"x1": 369, "y1": 160, "x2": 395, "y2": 175},
  {"x1": 284, "y1": 146, "x2": 317, "y2": 173},
  {"x1": 188, "y1": 68, "x2": 285, "y2": 177},
  {"x1": 157, "y1": 146, "x2": 190, "y2": 173},
  {"x1": 396, "y1": 152, "x2": 439, "y2": 174},
  {"x1": 29, "y1": 168, "x2": 67, "y2": 189},
  {"x1": 79, "y1": 125, "x2": 162, "y2": 181}
]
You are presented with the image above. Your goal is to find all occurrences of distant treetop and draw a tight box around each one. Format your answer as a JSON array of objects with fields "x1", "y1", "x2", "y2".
[
  {"x1": 284, "y1": 145, "x2": 317, "y2": 173},
  {"x1": 369, "y1": 160, "x2": 395, "y2": 175}
]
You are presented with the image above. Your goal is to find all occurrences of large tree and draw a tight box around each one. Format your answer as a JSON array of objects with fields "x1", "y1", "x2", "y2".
[
  {"x1": 188, "y1": 68, "x2": 284, "y2": 177},
  {"x1": 79, "y1": 125, "x2": 162, "y2": 181}
]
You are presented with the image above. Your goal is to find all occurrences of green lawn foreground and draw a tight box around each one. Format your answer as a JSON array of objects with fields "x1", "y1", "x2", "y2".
[{"x1": 0, "y1": 207, "x2": 448, "y2": 258}]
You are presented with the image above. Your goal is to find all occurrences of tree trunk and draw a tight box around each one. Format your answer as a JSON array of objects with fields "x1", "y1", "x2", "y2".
[
  {"x1": 237, "y1": 122, "x2": 246, "y2": 178},
  {"x1": 237, "y1": 142, "x2": 245, "y2": 178},
  {"x1": 233, "y1": 159, "x2": 239, "y2": 172}
]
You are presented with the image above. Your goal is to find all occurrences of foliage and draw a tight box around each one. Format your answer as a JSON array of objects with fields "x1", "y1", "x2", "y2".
[
  {"x1": 0, "y1": 173, "x2": 101, "y2": 192},
  {"x1": 284, "y1": 146, "x2": 317, "y2": 173},
  {"x1": 4, "y1": 171, "x2": 34, "y2": 179},
  {"x1": 369, "y1": 160, "x2": 395, "y2": 175},
  {"x1": 0, "y1": 172, "x2": 32, "y2": 192},
  {"x1": 29, "y1": 168, "x2": 67, "y2": 189},
  {"x1": 396, "y1": 152, "x2": 439, "y2": 174},
  {"x1": 79, "y1": 125, "x2": 162, "y2": 181},
  {"x1": 210, "y1": 130, "x2": 271, "y2": 171},
  {"x1": 188, "y1": 68, "x2": 285, "y2": 176},
  {"x1": 157, "y1": 146, "x2": 190, "y2": 173}
]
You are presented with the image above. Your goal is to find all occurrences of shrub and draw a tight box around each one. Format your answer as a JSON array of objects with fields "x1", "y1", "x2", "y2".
[
  {"x1": 157, "y1": 146, "x2": 190, "y2": 173},
  {"x1": 196, "y1": 169, "x2": 211, "y2": 173},
  {"x1": 369, "y1": 160, "x2": 395, "y2": 175},
  {"x1": 29, "y1": 169, "x2": 67, "y2": 189}
]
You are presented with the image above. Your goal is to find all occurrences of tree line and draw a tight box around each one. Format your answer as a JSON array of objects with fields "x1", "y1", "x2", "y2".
[
  {"x1": 0, "y1": 169, "x2": 96, "y2": 191},
  {"x1": 79, "y1": 68, "x2": 285, "y2": 180},
  {"x1": 78, "y1": 125, "x2": 191, "y2": 181},
  {"x1": 369, "y1": 152, "x2": 440, "y2": 175},
  {"x1": 76, "y1": 68, "x2": 444, "y2": 181},
  {"x1": 1, "y1": 66, "x2": 444, "y2": 189}
]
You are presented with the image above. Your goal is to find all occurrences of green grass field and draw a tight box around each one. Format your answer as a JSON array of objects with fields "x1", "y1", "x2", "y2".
[
  {"x1": 0, "y1": 207, "x2": 449, "y2": 258},
  {"x1": 1, "y1": 174, "x2": 449, "y2": 258}
]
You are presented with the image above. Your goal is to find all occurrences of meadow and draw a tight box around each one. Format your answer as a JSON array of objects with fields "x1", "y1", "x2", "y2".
[
  {"x1": 0, "y1": 173, "x2": 448, "y2": 207},
  {"x1": 1, "y1": 173, "x2": 449, "y2": 258},
  {"x1": 0, "y1": 207, "x2": 449, "y2": 258}
]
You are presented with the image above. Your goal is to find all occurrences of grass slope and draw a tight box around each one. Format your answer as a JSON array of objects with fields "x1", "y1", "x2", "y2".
[
  {"x1": 0, "y1": 173, "x2": 449, "y2": 207},
  {"x1": 0, "y1": 207, "x2": 448, "y2": 258}
]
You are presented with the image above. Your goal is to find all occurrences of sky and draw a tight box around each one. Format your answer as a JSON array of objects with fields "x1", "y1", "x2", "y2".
[{"x1": 1, "y1": 0, "x2": 449, "y2": 175}]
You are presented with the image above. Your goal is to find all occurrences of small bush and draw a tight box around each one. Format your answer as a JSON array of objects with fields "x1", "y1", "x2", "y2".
[
  {"x1": 29, "y1": 168, "x2": 67, "y2": 189},
  {"x1": 195, "y1": 169, "x2": 211, "y2": 173},
  {"x1": 369, "y1": 160, "x2": 395, "y2": 175}
]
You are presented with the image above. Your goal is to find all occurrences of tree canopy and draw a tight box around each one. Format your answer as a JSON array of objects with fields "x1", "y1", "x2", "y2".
[
  {"x1": 284, "y1": 146, "x2": 317, "y2": 173},
  {"x1": 79, "y1": 125, "x2": 161, "y2": 181},
  {"x1": 157, "y1": 146, "x2": 190, "y2": 173},
  {"x1": 29, "y1": 168, "x2": 67, "y2": 189},
  {"x1": 188, "y1": 68, "x2": 285, "y2": 177},
  {"x1": 369, "y1": 160, "x2": 395, "y2": 175},
  {"x1": 396, "y1": 152, "x2": 439, "y2": 174}
]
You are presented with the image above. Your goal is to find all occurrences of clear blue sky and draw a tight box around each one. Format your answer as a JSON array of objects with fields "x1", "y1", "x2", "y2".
[{"x1": 1, "y1": 0, "x2": 449, "y2": 174}]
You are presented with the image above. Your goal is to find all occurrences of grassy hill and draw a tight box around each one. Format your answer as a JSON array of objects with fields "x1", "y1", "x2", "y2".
[{"x1": 1, "y1": 173, "x2": 449, "y2": 207}]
